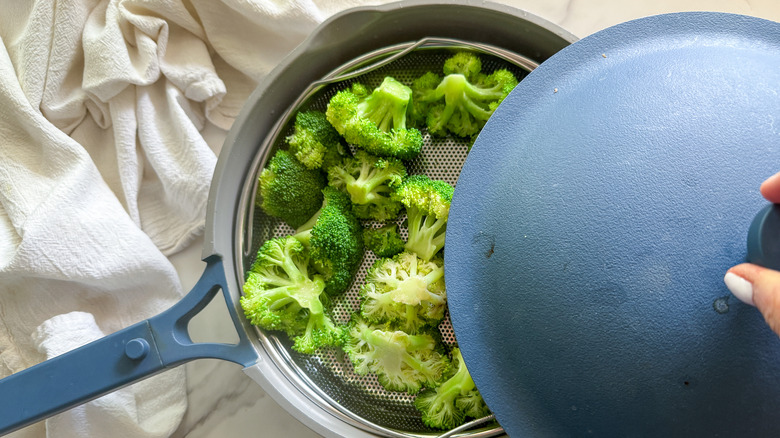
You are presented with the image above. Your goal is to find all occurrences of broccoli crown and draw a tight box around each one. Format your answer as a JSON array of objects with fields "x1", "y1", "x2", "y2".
[
  {"x1": 409, "y1": 71, "x2": 442, "y2": 127},
  {"x1": 258, "y1": 149, "x2": 326, "y2": 229},
  {"x1": 363, "y1": 223, "x2": 406, "y2": 258},
  {"x1": 414, "y1": 348, "x2": 490, "y2": 430},
  {"x1": 360, "y1": 252, "x2": 446, "y2": 333},
  {"x1": 412, "y1": 52, "x2": 518, "y2": 138},
  {"x1": 393, "y1": 175, "x2": 454, "y2": 261},
  {"x1": 327, "y1": 150, "x2": 407, "y2": 221},
  {"x1": 240, "y1": 236, "x2": 344, "y2": 354},
  {"x1": 343, "y1": 318, "x2": 450, "y2": 394},
  {"x1": 294, "y1": 187, "x2": 364, "y2": 296},
  {"x1": 326, "y1": 78, "x2": 423, "y2": 160},
  {"x1": 442, "y1": 51, "x2": 482, "y2": 80},
  {"x1": 286, "y1": 110, "x2": 349, "y2": 170}
]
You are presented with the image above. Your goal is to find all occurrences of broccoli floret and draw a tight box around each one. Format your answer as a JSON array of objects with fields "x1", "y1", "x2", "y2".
[
  {"x1": 240, "y1": 236, "x2": 344, "y2": 354},
  {"x1": 442, "y1": 51, "x2": 482, "y2": 79},
  {"x1": 363, "y1": 223, "x2": 405, "y2": 257},
  {"x1": 343, "y1": 318, "x2": 450, "y2": 394},
  {"x1": 286, "y1": 110, "x2": 349, "y2": 171},
  {"x1": 414, "y1": 348, "x2": 491, "y2": 430},
  {"x1": 294, "y1": 187, "x2": 364, "y2": 296},
  {"x1": 327, "y1": 150, "x2": 406, "y2": 221},
  {"x1": 326, "y1": 77, "x2": 423, "y2": 160},
  {"x1": 393, "y1": 175, "x2": 454, "y2": 261},
  {"x1": 360, "y1": 252, "x2": 446, "y2": 333},
  {"x1": 257, "y1": 149, "x2": 326, "y2": 229},
  {"x1": 412, "y1": 52, "x2": 518, "y2": 138}
]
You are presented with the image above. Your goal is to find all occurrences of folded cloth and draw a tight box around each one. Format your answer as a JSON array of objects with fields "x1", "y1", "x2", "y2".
[
  {"x1": 0, "y1": 32, "x2": 188, "y2": 437},
  {"x1": 0, "y1": 0, "x2": 389, "y2": 437}
]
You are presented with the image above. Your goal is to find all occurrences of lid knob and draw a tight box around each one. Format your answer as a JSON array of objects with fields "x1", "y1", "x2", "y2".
[{"x1": 747, "y1": 204, "x2": 780, "y2": 270}]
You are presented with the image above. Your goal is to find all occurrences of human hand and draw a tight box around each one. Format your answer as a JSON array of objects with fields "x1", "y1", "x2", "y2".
[{"x1": 725, "y1": 171, "x2": 780, "y2": 334}]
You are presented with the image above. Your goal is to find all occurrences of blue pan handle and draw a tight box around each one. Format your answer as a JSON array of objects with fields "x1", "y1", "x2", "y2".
[{"x1": 0, "y1": 255, "x2": 257, "y2": 435}]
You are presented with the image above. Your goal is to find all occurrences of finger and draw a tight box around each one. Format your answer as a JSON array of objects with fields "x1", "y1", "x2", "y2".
[
  {"x1": 760, "y1": 171, "x2": 780, "y2": 203},
  {"x1": 725, "y1": 263, "x2": 780, "y2": 335}
]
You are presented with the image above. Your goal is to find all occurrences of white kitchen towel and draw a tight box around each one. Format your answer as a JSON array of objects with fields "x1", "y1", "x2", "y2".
[{"x1": 0, "y1": 0, "x2": 385, "y2": 437}]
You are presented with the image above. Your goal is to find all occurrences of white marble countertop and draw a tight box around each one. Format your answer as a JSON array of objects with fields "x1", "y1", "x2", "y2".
[{"x1": 166, "y1": 2, "x2": 780, "y2": 437}]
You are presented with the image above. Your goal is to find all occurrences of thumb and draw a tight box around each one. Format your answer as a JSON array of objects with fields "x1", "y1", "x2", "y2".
[
  {"x1": 760, "y1": 171, "x2": 780, "y2": 203},
  {"x1": 725, "y1": 263, "x2": 780, "y2": 335}
]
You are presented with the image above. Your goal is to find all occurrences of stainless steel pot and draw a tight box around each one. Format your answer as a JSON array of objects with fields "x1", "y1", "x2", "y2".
[{"x1": 0, "y1": 2, "x2": 576, "y2": 437}]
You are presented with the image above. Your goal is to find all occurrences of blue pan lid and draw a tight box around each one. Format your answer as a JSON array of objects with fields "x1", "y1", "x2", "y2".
[{"x1": 447, "y1": 12, "x2": 780, "y2": 437}]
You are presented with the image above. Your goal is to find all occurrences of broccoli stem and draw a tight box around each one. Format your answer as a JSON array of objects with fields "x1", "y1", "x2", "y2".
[
  {"x1": 436, "y1": 357, "x2": 476, "y2": 401},
  {"x1": 292, "y1": 206, "x2": 320, "y2": 248},
  {"x1": 357, "y1": 77, "x2": 412, "y2": 132},
  {"x1": 293, "y1": 229, "x2": 312, "y2": 248},
  {"x1": 423, "y1": 266, "x2": 444, "y2": 285},
  {"x1": 281, "y1": 249, "x2": 308, "y2": 283},
  {"x1": 292, "y1": 279, "x2": 326, "y2": 314},
  {"x1": 395, "y1": 277, "x2": 429, "y2": 305},
  {"x1": 257, "y1": 286, "x2": 298, "y2": 310},
  {"x1": 404, "y1": 304, "x2": 420, "y2": 326},
  {"x1": 295, "y1": 208, "x2": 321, "y2": 237},
  {"x1": 416, "y1": 349, "x2": 481, "y2": 429},
  {"x1": 252, "y1": 270, "x2": 293, "y2": 288},
  {"x1": 406, "y1": 207, "x2": 448, "y2": 261},
  {"x1": 359, "y1": 98, "x2": 397, "y2": 132},
  {"x1": 427, "y1": 74, "x2": 505, "y2": 132},
  {"x1": 346, "y1": 161, "x2": 393, "y2": 204},
  {"x1": 274, "y1": 249, "x2": 325, "y2": 313},
  {"x1": 361, "y1": 328, "x2": 436, "y2": 376}
]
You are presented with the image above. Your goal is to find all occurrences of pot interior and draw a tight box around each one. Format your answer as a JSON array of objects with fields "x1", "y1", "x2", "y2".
[{"x1": 241, "y1": 45, "x2": 531, "y2": 435}]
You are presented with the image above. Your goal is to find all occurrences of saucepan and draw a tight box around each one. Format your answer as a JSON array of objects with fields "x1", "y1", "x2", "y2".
[{"x1": 0, "y1": 2, "x2": 576, "y2": 437}]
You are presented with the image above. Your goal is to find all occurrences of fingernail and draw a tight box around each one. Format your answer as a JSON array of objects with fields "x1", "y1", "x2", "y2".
[{"x1": 724, "y1": 272, "x2": 755, "y2": 306}]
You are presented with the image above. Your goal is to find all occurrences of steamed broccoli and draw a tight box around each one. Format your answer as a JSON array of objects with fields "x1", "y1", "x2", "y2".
[
  {"x1": 360, "y1": 252, "x2": 446, "y2": 333},
  {"x1": 294, "y1": 187, "x2": 364, "y2": 296},
  {"x1": 326, "y1": 77, "x2": 423, "y2": 160},
  {"x1": 442, "y1": 51, "x2": 482, "y2": 79},
  {"x1": 393, "y1": 175, "x2": 454, "y2": 261},
  {"x1": 363, "y1": 223, "x2": 405, "y2": 258},
  {"x1": 344, "y1": 317, "x2": 450, "y2": 394},
  {"x1": 240, "y1": 236, "x2": 344, "y2": 354},
  {"x1": 412, "y1": 52, "x2": 518, "y2": 138},
  {"x1": 327, "y1": 150, "x2": 406, "y2": 221},
  {"x1": 414, "y1": 348, "x2": 490, "y2": 430},
  {"x1": 286, "y1": 110, "x2": 349, "y2": 171},
  {"x1": 257, "y1": 149, "x2": 326, "y2": 229}
]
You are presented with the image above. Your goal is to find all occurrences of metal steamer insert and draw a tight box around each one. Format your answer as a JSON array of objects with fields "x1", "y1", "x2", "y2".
[{"x1": 235, "y1": 39, "x2": 537, "y2": 437}]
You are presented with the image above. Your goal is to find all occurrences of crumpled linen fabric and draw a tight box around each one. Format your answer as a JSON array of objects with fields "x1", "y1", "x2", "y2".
[{"x1": 0, "y1": 0, "x2": 384, "y2": 437}]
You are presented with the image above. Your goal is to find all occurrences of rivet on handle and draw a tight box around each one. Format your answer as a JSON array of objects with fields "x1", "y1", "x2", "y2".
[{"x1": 124, "y1": 338, "x2": 150, "y2": 360}]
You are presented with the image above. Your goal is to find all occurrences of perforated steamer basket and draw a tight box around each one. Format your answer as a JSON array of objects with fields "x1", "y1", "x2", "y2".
[
  {"x1": 224, "y1": 2, "x2": 576, "y2": 437},
  {"x1": 243, "y1": 43, "x2": 529, "y2": 438}
]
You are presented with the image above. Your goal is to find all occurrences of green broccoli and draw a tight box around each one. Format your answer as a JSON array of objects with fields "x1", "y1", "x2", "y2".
[
  {"x1": 326, "y1": 77, "x2": 423, "y2": 160},
  {"x1": 327, "y1": 150, "x2": 406, "y2": 221},
  {"x1": 412, "y1": 52, "x2": 518, "y2": 138},
  {"x1": 257, "y1": 149, "x2": 326, "y2": 229},
  {"x1": 286, "y1": 110, "x2": 349, "y2": 171},
  {"x1": 343, "y1": 317, "x2": 450, "y2": 394},
  {"x1": 294, "y1": 187, "x2": 364, "y2": 296},
  {"x1": 240, "y1": 236, "x2": 344, "y2": 354},
  {"x1": 442, "y1": 51, "x2": 483, "y2": 79},
  {"x1": 363, "y1": 223, "x2": 405, "y2": 258},
  {"x1": 360, "y1": 252, "x2": 446, "y2": 333},
  {"x1": 393, "y1": 175, "x2": 454, "y2": 261},
  {"x1": 414, "y1": 347, "x2": 491, "y2": 430}
]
